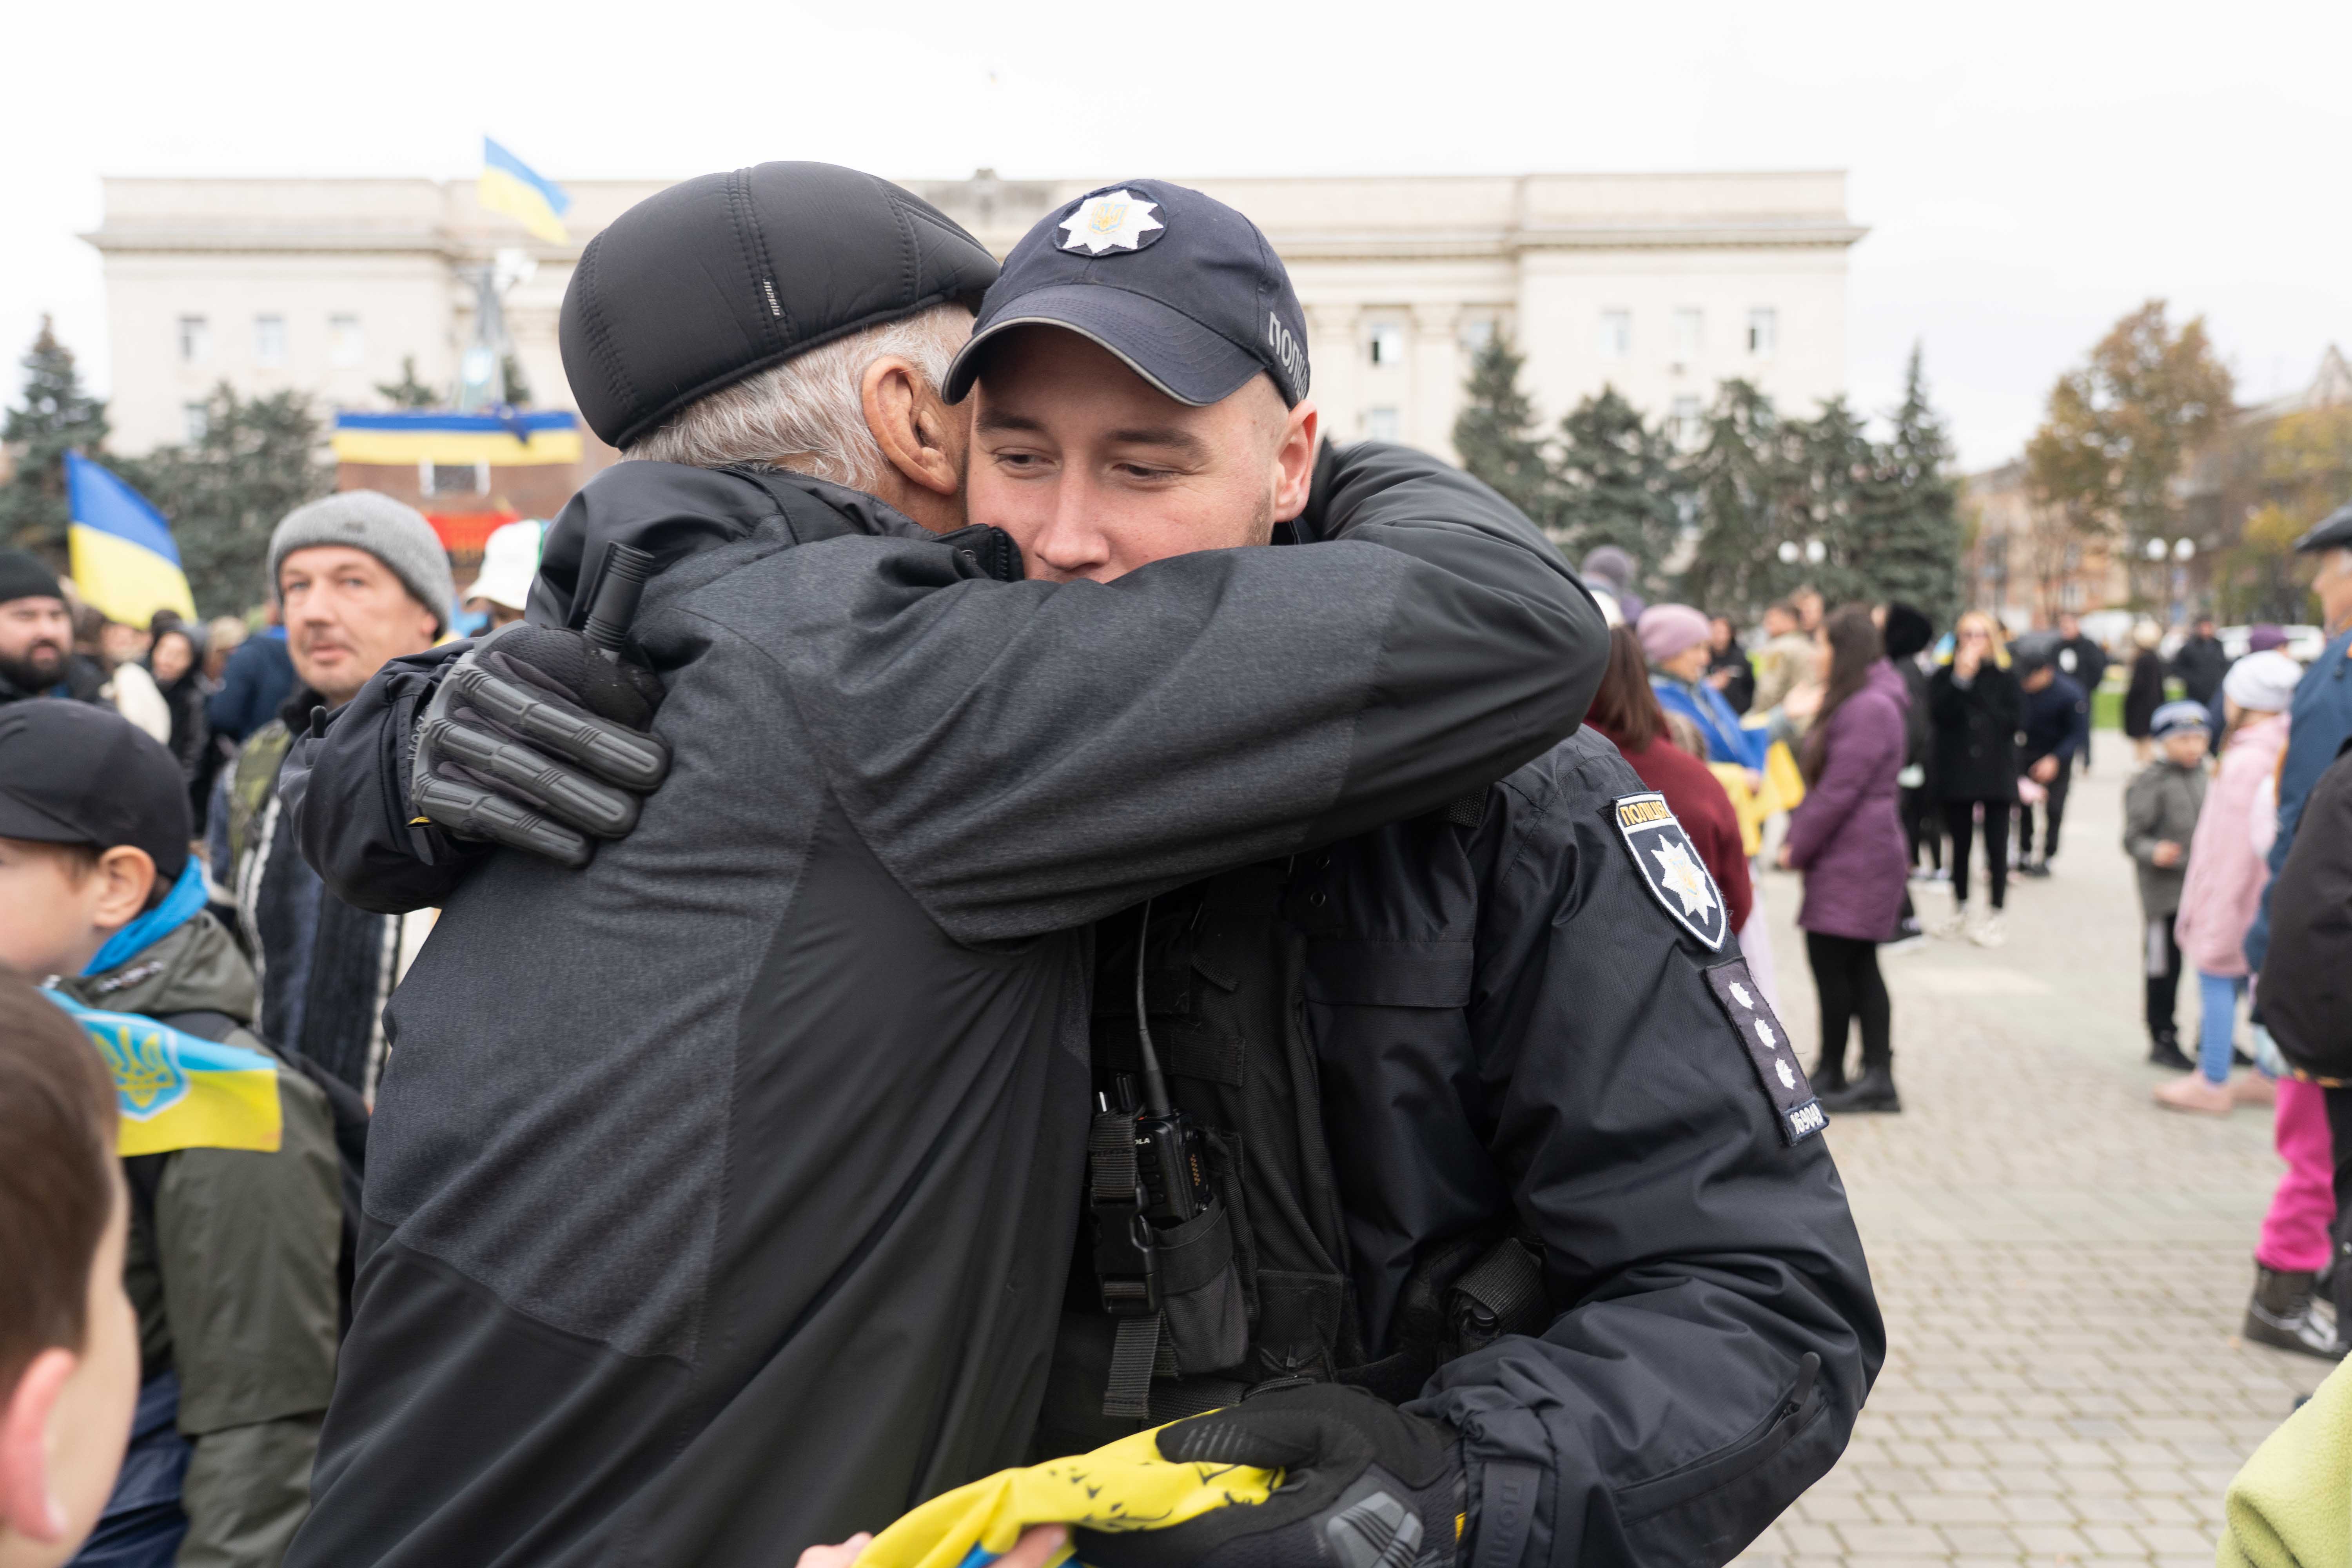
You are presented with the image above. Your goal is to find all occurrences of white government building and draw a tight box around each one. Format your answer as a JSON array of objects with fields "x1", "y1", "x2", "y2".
[{"x1": 87, "y1": 170, "x2": 1864, "y2": 465}]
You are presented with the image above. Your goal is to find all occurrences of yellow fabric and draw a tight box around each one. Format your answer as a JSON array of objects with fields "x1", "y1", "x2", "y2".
[
  {"x1": 1761, "y1": 740, "x2": 1807, "y2": 815},
  {"x1": 1708, "y1": 764, "x2": 1766, "y2": 858},
  {"x1": 479, "y1": 165, "x2": 570, "y2": 244},
  {"x1": 69, "y1": 523, "x2": 197, "y2": 626},
  {"x1": 60, "y1": 1001, "x2": 283, "y2": 1157},
  {"x1": 857, "y1": 1426, "x2": 1279, "y2": 1568},
  {"x1": 329, "y1": 427, "x2": 583, "y2": 466},
  {"x1": 2219, "y1": 1357, "x2": 2352, "y2": 1568}
]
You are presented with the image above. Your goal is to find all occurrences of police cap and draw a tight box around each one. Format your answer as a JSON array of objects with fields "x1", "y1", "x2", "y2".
[
  {"x1": 560, "y1": 163, "x2": 1000, "y2": 450},
  {"x1": 2294, "y1": 501, "x2": 2352, "y2": 554},
  {"x1": 943, "y1": 180, "x2": 1309, "y2": 410}
]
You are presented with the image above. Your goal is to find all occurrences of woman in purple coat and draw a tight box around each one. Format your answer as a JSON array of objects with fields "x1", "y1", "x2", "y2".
[{"x1": 1779, "y1": 604, "x2": 1912, "y2": 1112}]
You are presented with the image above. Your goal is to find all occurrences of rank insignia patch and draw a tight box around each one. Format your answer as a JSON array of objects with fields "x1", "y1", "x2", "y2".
[
  {"x1": 1610, "y1": 792, "x2": 1727, "y2": 951},
  {"x1": 1058, "y1": 190, "x2": 1166, "y2": 255},
  {"x1": 1701, "y1": 957, "x2": 1825, "y2": 1145}
]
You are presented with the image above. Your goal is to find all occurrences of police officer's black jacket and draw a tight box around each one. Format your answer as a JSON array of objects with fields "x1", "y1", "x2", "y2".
[{"x1": 278, "y1": 444, "x2": 1605, "y2": 1568}]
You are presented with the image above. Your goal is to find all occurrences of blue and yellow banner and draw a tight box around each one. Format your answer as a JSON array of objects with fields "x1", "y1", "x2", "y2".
[
  {"x1": 480, "y1": 136, "x2": 571, "y2": 245},
  {"x1": 65, "y1": 452, "x2": 198, "y2": 628},
  {"x1": 331, "y1": 409, "x2": 582, "y2": 467},
  {"x1": 44, "y1": 992, "x2": 282, "y2": 1158}
]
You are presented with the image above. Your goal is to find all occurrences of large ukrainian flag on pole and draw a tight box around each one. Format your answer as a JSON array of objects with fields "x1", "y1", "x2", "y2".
[
  {"x1": 65, "y1": 451, "x2": 198, "y2": 626},
  {"x1": 479, "y1": 136, "x2": 571, "y2": 245}
]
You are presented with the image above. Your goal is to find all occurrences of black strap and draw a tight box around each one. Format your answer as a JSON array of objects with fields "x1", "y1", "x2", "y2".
[
  {"x1": 1106, "y1": 1314, "x2": 1163, "y2": 1420},
  {"x1": 1443, "y1": 789, "x2": 1488, "y2": 831},
  {"x1": 1449, "y1": 1239, "x2": 1546, "y2": 1348}
]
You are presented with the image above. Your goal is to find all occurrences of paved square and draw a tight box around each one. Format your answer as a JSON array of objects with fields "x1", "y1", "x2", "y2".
[{"x1": 1730, "y1": 755, "x2": 2332, "y2": 1566}]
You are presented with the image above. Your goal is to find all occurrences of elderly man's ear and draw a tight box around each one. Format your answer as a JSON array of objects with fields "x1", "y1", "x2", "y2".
[{"x1": 861, "y1": 358, "x2": 967, "y2": 535}]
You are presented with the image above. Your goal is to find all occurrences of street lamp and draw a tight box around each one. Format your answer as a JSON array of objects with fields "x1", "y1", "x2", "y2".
[
  {"x1": 2143, "y1": 537, "x2": 2168, "y2": 562},
  {"x1": 1777, "y1": 541, "x2": 1801, "y2": 565},
  {"x1": 2173, "y1": 537, "x2": 2196, "y2": 562},
  {"x1": 1804, "y1": 539, "x2": 1827, "y2": 565}
]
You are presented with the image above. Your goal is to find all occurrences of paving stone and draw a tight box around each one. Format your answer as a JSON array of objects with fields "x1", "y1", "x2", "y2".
[{"x1": 1739, "y1": 770, "x2": 2331, "y2": 1563}]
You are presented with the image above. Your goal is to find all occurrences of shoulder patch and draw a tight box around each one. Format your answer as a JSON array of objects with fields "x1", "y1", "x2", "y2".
[
  {"x1": 1700, "y1": 958, "x2": 1824, "y2": 1145},
  {"x1": 1609, "y1": 792, "x2": 1728, "y2": 950}
]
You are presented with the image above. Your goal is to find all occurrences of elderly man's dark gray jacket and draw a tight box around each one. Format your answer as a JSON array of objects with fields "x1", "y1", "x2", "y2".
[{"x1": 279, "y1": 444, "x2": 1611, "y2": 1568}]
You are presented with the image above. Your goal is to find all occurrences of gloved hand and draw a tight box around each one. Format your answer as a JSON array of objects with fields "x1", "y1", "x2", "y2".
[
  {"x1": 408, "y1": 623, "x2": 670, "y2": 867},
  {"x1": 1078, "y1": 1384, "x2": 1466, "y2": 1568}
]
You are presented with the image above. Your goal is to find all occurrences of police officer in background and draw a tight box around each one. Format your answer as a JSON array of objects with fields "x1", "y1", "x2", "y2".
[{"x1": 291, "y1": 173, "x2": 1879, "y2": 1568}]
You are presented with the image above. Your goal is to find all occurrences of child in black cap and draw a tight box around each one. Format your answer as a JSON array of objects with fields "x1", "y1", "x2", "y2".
[{"x1": 0, "y1": 700, "x2": 343, "y2": 1568}]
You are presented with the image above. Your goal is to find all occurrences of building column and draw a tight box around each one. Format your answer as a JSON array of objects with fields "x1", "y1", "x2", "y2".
[
  {"x1": 1410, "y1": 303, "x2": 1464, "y2": 461},
  {"x1": 1305, "y1": 303, "x2": 1361, "y2": 446}
]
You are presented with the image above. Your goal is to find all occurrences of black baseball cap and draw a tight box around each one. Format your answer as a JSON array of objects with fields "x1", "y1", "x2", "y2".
[
  {"x1": 560, "y1": 162, "x2": 1001, "y2": 450},
  {"x1": 0, "y1": 701, "x2": 190, "y2": 881},
  {"x1": 942, "y1": 180, "x2": 1310, "y2": 410}
]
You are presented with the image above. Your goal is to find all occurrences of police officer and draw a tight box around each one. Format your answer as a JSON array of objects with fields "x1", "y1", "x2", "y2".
[{"x1": 281, "y1": 165, "x2": 1602, "y2": 1568}]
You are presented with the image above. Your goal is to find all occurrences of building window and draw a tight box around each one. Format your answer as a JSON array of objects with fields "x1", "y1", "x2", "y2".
[
  {"x1": 254, "y1": 315, "x2": 288, "y2": 367},
  {"x1": 1368, "y1": 324, "x2": 1407, "y2": 367},
  {"x1": 177, "y1": 316, "x2": 209, "y2": 364},
  {"x1": 329, "y1": 314, "x2": 364, "y2": 367},
  {"x1": 1670, "y1": 395, "x2": 1703, "y2": 448},
  {"x1": 1597, "y1": 309, "x2": 1631, "y2": 358},
  {"x1": 1458, "y1": 317, "x2": 1496, "y2": 354},
  {"x1": 1673, "y1": 309, "x2": 1704, "y2": 363},
  {"x1": 1747, "y1": 308, "x2": 1777, "y2": 358},
  {"x1": 1366, "y1": 407, "x2": 1400, "y2": 443},
  {"x1": 182, "y1": 403, "x2": 209, "y2": 443},
  {"x1": 421, "y1": 461, "x2": 490, "y2": 497}
]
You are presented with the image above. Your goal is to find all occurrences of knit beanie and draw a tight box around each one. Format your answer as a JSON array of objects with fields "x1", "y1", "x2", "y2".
[
  {"x1": 0, "y1": 547, "x2": 65, "y2": 608},
  {"x1": 268, "y1": 492, "x2": 456, "y2": 633},
  {"x1": 2223, "y1": 650, "x2": 2301, "y2": 714},
  {"x1": 1882, "y1": 603, "x2": 1933, "y2": 662},
  {"x1": 1636, "y1": 604, "x2": 1711, "y2": 666}
]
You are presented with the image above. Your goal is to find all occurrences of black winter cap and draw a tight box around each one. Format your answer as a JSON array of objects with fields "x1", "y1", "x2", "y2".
[
  {"x1": 560, "y1": 162, "x2": 1000, "y2": 450},
  {"x1": 0, "y1": 547, "x2": 65, "y2": 608},
  {"x1": 0, "y1": 700, "x2": 191, "y2": 881}
]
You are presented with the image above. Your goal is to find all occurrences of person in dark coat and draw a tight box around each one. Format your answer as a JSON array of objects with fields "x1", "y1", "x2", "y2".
[
  {"x1": 2054, "y1": 610, "x2": 2108, "y2": 773},
  {"x1": 2014, "y1": 650, "x2": 2088, "y2": 875},
  {"x1": 1781, "y1": 607, "x2": 1910, "y2": 1109},
  {"x1": 2123, "y1": 621, "x2": 2167, "y2": 762},
  {"x1": 0, "y1": 547, "x2": 108, "y2": 708},
  {"x1": 1586, "y1": 623, "x2": 1754, "y2": 935},
  {"x1": 1706, "y1": 613, "x2": 1756, "y2": 714},
  {"x1": 204, "y1": 614, "x2": 294, "y2": 747},
  {"x1": 1928, "y1": 610, "x2": 2023, "y2": 946},
  {"x1": 145, "y1": 621, "x2": 212, "y2": 821},
  {"x1": 2173, "y1": 614, "x2": 2230, "y2": 706},
  {"x1": 1882, "y1": 602, "x2": 1940, "y2": 892}
]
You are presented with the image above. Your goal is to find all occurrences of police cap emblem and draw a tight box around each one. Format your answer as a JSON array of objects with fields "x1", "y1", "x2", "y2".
[
  {"x1": 1610, "y1": 792, "x2": 1728, "y2": 950},
  {"x1": 1058, "y1": 190, "x2": 1165, "y2": 255}
]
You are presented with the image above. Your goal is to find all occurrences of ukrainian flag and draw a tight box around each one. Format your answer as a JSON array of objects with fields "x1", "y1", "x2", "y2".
[
  {"x1": 480, "y1": 136, "x2": 572, "y2": 245},
  {"x1": 65, "y1": 451, "x2": 198, "y2": 627},
  {"x1": 44, "y1": 992, "x2": 283, "y2": 1158}
]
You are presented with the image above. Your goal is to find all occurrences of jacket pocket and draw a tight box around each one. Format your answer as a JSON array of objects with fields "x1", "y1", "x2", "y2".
[{"x1": 1614, "y1": 1353, "x2": 1824, "y2": 1530}]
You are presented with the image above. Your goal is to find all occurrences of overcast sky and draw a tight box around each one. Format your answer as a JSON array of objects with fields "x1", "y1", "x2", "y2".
[{"x1": 7, "y1": 0, "x2": 2347, "y2": 470}]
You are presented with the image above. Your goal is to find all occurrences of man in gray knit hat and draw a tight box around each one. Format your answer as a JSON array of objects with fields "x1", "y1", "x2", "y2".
[{"x1": 211, "y1": 491, "x2": 452, "y2": 1100}]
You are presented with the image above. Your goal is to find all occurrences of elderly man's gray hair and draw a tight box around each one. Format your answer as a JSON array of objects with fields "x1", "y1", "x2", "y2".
[{"x1": 622, "y1": 304, "x2": 971, "y2": 488}]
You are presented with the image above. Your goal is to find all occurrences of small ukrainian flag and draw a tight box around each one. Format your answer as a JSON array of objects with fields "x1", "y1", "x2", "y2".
[
  {"x1": 479, "y1": 136, "x2": 572, "y2": 245},
  {"x1": 45, "y1": 993, "x2": 283, "y2": 1158},
  {"x1": 65, "y1": 451, "x2": 198, "y2": 628}
]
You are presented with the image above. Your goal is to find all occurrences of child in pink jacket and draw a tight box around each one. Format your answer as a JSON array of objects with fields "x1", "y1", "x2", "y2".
[{"x1": 2163, "y1": 652, "x2": 2298, "y2": 1113}]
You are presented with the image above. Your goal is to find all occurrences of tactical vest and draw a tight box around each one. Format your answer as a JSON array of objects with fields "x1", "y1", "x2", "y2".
[{"x1": 1033, "y1": 848, "x2": 1548, "y2": 1458}]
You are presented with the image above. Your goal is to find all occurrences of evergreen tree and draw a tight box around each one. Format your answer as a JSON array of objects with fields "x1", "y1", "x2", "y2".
[
  {"x1": 1678, "y1": 380, "x2": 1797, "y2": 617},
  {"x1": 1867, "y1": 345, "x2": 1964, "y2": 624},
  {"x1": 1788, "y1": 396, "x2": 1877, "y2": 609},
  {"x1": 1452, "y1": 335, "x2": 1558, "y2": 533},
  {"x1": 374, "y1": 356, "x2": 441, "y2": 409},
  {"x1": 1554, "y1": 387, "x2": 1679, "y2": 592},
  {"x1": 499, "y1": 352, "x2": 533, "y2": 408},
  {"x1": 120, "y1": 384, "x2": 334, "y2": 616},
  {"x1": 0, "y1": 317, "x2": 110, "y2": 559}
]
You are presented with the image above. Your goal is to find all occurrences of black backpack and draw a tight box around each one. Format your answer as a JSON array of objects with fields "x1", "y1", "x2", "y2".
[{"x1": 2265, "y1": 740, "x2": 2352, "y2": 1082}]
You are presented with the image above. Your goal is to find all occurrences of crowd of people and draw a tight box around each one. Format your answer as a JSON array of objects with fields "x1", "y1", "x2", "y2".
[{"x1": 0, "y1": 158, "x2": 2347, "y2": 1568}]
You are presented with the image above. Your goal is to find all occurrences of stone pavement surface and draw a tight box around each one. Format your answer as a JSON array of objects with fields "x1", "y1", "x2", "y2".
[{"x1": 1730, "y1": 753, "x2": 2333, "y2": 1568}]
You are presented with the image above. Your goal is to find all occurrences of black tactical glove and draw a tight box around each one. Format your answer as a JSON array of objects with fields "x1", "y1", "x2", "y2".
[
  {"x1": 409, "y1": 622, "x2": 670, "y2": 867},
  {"x1": 1077, "y1": 1384, "x2": 1466, "y2": 1568}
]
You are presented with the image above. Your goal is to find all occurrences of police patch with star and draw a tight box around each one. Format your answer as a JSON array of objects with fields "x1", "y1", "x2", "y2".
[
  {"x1": 1058, "y1": 189, "x2": 1167, "y2": 255},
  {"x1": 1609, "y1": 792, "x2": 1728, "y2": 951}
]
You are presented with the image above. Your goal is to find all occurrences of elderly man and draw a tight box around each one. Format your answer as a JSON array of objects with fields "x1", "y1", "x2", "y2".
[
  {"x1": 282, "y1": 165, "x2": 1602, "y2": 1568},
  {"x1": 213, "y1": 493, "x2": 451, "y2": 1100}
]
